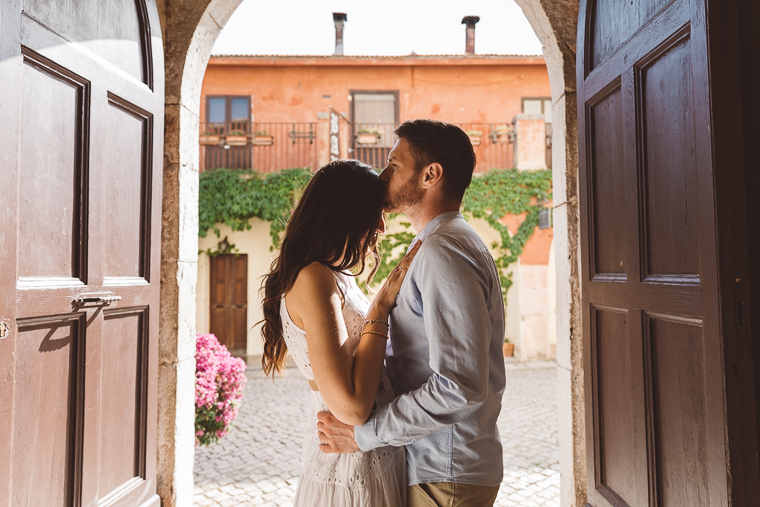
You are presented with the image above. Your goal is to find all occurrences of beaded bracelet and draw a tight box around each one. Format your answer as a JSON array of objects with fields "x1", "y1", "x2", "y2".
[{"x1": 361, "y1": 330, "x2": 388, "y2": 339}]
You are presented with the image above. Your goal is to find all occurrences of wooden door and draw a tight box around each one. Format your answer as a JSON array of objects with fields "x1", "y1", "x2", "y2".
[
  {"x1": 0, "y1": 1, "x2": 164, "y2": 506},
  {"x1": 210, "y1": 255, "x2": 248, "y2": 353},
  {"x1": 577, "y1": 0, "x2": 758, "y2": 505}
]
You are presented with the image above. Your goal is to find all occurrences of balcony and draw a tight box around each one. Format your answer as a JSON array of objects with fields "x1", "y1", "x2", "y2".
[
  {"x1": 200, "y1": 120, "x2": 535, "y2": 173},
  {"x1": 350, "y1": 123, "x2": 516, "y2": 172},
  {"x1": 200, "y1": 122, "x2": 319, "y2": 172}
]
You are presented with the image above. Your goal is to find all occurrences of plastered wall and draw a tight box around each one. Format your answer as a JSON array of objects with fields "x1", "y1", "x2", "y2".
[
  {"x1": 196, "y1": 214, "x2": 554, "y2": 360},
  {"x1": 201, "y1": 57, "x2": 551, "y2": 124}
]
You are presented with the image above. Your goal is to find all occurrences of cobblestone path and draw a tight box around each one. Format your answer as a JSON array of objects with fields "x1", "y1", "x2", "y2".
[{"x1": 194, "y1": 361, "x2": 559, "y2": 507}]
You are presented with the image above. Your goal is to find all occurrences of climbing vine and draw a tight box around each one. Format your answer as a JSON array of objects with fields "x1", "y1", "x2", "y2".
[
  {"x1": 464, "y1": 168, "x2": 552, "y2": 293},
  {"x1": 198, "y1": 167, "x2": 552, "y2": 297},
  {"x1": 372, "y1": 169, "x2": 553, "y2": 295},
  {"x1": 199, "y1": 167, "x2": 313, "y2": 249}
]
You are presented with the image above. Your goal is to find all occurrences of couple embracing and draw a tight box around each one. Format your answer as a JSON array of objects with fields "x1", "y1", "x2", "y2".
[{"x1": 261, "y1": 119, "x2": 506, "y2": 507}]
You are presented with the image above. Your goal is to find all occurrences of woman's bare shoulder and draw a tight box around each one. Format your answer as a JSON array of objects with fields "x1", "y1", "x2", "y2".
[
  {"x1": 288, "y1": 262, "x2": 338, "y2": 302},
  {"x1": 287, "y1": 262, "x2": 341, "y2": 328}
]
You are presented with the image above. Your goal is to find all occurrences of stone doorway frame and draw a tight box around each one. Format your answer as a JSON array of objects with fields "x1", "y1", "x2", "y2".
[{"x1": 155, "y1": 1, "x2": 584, "y2": 505}]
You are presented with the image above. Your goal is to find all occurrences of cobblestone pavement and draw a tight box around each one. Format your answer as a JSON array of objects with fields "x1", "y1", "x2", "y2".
[{"x1": 194, "y1": 360, "x2": 559, "y2": 507}]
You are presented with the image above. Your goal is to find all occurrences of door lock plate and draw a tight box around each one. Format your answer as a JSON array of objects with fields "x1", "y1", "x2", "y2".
[{"x1": 0, "y1": 322, "x2": 9, "y2": 339}]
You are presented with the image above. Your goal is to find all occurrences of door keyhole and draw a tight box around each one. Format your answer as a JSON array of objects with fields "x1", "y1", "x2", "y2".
[{"x1": 0, "y1": 322, "x2": 9, "y2": 339}]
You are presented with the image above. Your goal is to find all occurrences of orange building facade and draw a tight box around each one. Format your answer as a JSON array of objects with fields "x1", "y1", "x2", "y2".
[
  {"x1": 199, "y1": 54, "x2": 552, "y2": 173},
  {"x1": 197, "y1": 54, "x2": 558, "y2": 361}
]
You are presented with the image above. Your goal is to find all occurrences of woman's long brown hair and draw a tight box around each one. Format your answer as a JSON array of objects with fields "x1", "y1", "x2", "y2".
[{"x1": 260, "y1": 160, "x2": 384, "y2": 376}]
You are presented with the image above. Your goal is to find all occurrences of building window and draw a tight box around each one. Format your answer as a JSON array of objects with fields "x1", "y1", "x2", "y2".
[
  {"x1": 204, "y1": 96, "x2": 251, "y2": 170},
  {"x1": 522, "y1": 97, "x2": 552, "y2": 124},
  {"x1": 206, "y1": 96, "x2": 251, "y2": 129},
  {"x1": 350, "y1": 91, "x2": 399, "y2": 168}
]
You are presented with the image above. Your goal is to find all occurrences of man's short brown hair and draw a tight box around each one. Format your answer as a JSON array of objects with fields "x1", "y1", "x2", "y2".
[{"x1": 394, "y1": 119, "x2": 476, "y2": 202}]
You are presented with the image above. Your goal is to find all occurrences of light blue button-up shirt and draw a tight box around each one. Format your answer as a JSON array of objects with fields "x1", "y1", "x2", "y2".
[{"x1": 355, "y1": 211, "x2": 506, "y2": 487}]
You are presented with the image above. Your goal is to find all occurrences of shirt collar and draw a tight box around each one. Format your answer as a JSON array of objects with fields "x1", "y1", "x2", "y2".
[{"x1": 409, "y1": 211, "x2": 463, "y2": 248}]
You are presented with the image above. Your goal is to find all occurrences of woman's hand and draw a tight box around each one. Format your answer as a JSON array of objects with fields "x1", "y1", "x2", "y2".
[{"x1": 370, "y1": 240, "x2": 422, "y2": 314}]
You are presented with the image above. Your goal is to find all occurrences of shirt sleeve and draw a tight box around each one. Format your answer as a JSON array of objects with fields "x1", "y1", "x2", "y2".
[{"x1": 355, "y1": 235, "x2": 494, "y2": 450}]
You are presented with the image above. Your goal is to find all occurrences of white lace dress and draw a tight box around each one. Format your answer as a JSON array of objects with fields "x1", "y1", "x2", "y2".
[{"x1": 280, "y1": 270, "x2": 407, "y2": 506}]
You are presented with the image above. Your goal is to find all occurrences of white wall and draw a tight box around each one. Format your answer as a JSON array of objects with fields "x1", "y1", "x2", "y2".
[
  {"x1": 197, "y1": 219, "x2": 278, "y2": 357},
  {"x1": 196, "y1": 214, "x2": 554, "y2": 360}
]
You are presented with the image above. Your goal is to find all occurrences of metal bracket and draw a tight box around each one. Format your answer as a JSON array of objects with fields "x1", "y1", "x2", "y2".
[{"x1": 289, "y1": 123, "x2": 316, "y2": 144}]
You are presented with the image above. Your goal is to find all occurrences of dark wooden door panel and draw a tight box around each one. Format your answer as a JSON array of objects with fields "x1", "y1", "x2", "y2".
[
  {"x1": 22, "y1": 0, "x2": 152, "y2": 86},
  {"x1": 103, "y1": 96, "x2": 153, "y2": 282},
  {"x1": 590, "y1": 0, "x2": 675, "y2": 71},
  {"x1": 639, "y1": 35, "x2": 699, "y2": 281},
  {"x1": 210, "y1": 255, "x2": 248, "y2": 352},
  {"x1": 231, "y1": 254, "x2": 248, "y2": 351},
  {"x1": 99, "y1": 309, "x2": 148, "y2": 496},
  {"x1": 18, "y1": 51, "x2": 89, "y2": 284},
  {"x1": 645, "y1": 314, "x2": 711, "y2": 505},
  {"x1": 588, "y1": 86, "x2": 626, "y2": 280},
  {"x1": 0, "y1": 1, "x2": 163, "y2": 506},
  {"x1": 579, "y1": 0, "x2": 731, "y2": 505},
  {"x1": 204, "y1": 145, "x2": 252, "y2": 170},
  {"x1": 11, "y1": 315, "x2": 85, "y2": 507},
  {"x1": 591, "y1": 307, "x2": 647, "y2": 507}
]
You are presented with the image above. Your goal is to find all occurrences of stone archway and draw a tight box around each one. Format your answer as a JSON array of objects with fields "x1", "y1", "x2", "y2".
[
  {"x1": 512, "y1": 2, "x2": 584, "y2": 506},
  {"x1": 156, "y1": 1, "x2": 244, "y2": 505},
  {"x1": 155, "y1": 1, "x2": 583, "y2": 506}
]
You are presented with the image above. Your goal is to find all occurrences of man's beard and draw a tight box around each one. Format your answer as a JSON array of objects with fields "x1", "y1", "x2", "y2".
[{"x1": 384, "y1": 176, "x2": 423, "y2": 213}]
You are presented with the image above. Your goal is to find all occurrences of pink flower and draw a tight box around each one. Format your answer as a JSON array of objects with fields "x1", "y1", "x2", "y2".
[{"x1": 195, "y1": 333, "x2": 247, "y2": 446}]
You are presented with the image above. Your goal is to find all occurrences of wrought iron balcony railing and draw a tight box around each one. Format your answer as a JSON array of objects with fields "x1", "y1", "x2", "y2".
[
  {"x1": 350, "y1": 122, "x2": 517, "y2": 172},
  {"x1": 199, "y1": 120, "x2": 540, "y2": 173},
  {"x1": 200, "y1": 122, "x2": 318, "y2": 172}
]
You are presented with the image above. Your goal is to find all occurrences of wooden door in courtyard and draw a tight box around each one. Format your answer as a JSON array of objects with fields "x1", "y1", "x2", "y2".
[
  {"x1": 210, "y1": 255, "x2": 248, "y2": 353},
  {"x1": 0, "y1": 1, "x2": 164, "y2": 506},
  {"x1": 578, "y1": 0, "x2": 758, "y2": 505}
]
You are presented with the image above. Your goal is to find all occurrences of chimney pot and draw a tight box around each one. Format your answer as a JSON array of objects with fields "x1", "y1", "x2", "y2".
[
  {"x1": 461, "y1": 15, "x2": 480, "y2": 55},
  {"x1": 333, "y1": 12, "x2": 347, "y2": 56}
]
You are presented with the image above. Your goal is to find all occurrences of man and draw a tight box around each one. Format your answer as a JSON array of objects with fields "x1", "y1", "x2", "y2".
[{"x1": 318, "y1": 119, "x2": 506, "y2": 506}]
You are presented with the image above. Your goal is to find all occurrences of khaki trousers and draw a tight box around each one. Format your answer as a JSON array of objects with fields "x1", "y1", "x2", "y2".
[{"x1": 408, "y1": 482, "x2": 500, "y2": 507}]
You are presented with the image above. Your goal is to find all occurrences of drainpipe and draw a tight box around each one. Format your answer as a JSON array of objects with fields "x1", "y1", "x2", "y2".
[
  {"x1": 461, "y1": 15, "x2": 480, "y2": 55},
  {"x1": 333, "y1": 12, "x2": 347, "y2": 56}
]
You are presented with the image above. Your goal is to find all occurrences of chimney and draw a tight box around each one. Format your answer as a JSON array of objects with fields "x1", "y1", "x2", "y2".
[
  {"x1": 333, "y1": 12, "x2": 347, "y2": 56},
  {"x1": 461, "y1": 16, "x2": 480, "y2": 54}
]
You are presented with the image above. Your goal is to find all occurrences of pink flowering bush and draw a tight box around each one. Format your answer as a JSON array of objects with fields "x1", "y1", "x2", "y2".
[{"x1": 195, "y1": 333, "x2": 247, "y2": 446}]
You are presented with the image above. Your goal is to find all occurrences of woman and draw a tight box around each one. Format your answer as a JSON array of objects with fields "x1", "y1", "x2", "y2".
[{"x1": 261, "y1": 159, "x2": 419, "y2": 506}]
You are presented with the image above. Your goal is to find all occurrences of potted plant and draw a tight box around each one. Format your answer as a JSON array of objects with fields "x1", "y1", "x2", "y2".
[
  {"x1": 200, "y1": 131, "x2": 221, "y2": 145},
  {"x1": 225, "y1": 129, "x2": 248, "y2": 146},
  {"x1": 253, "y1": 130, "x2": 274, "y2": 146},
  {"x1": 502, "y1": 337, "x2": 514, "y2": 357},
  {"x1": 356, "y1": 128, "x2": 382, "y2": 145},
  {"x1": 466, "y1": 130, "x2": 483, "y2": 146}
]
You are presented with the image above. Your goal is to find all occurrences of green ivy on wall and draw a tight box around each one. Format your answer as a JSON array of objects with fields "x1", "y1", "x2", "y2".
[
  {"x1": 373, "y1": 169, "x2": 553, "y2": 295},
  {"x1": 199, "y1": 167, "x2": 313, "y2": 248},
  {"x1": 466, "y1": 168, "x2": 552, "y2": 293},
  {"x1": 198, "y1": 167, "x2": 552, "y2": 297}
]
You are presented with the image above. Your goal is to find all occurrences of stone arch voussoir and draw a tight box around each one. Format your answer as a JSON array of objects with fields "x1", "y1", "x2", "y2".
[
  {"x1": 156, "y1": 1, "x2": 244, "y2": 506},
  {"x1": 512, "y1": 1, "x2": 584, "y2": 506}
]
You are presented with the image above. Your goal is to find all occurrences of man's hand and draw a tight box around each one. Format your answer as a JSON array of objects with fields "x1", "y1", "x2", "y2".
[{"x1": 317, "y1": 411, "x2": 360, "y2": 453}]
